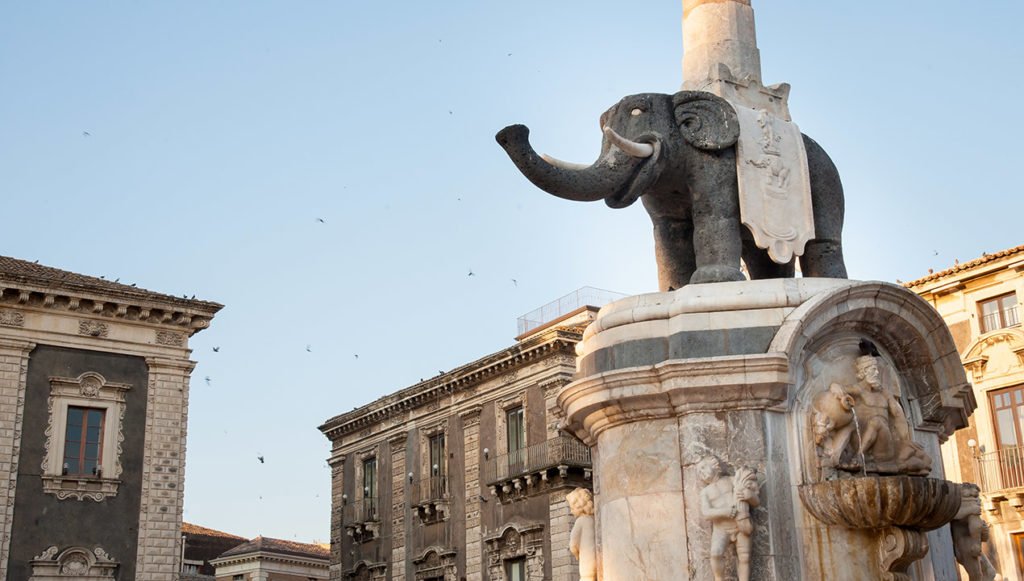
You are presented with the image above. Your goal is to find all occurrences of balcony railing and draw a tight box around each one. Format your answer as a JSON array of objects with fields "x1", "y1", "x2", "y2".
[
  {"x1": 411, "y1": 475, "x2": 448, "y2": 505},
  {"x1": 981, "y1": 305, "x2": 1019, "y2": 333},
  {"x1": 976, "y1": 446, "x2": 1024, "y2": 494},
  {"x1": 483, "y1": 435, "x2": 591, "y2": 485},
  {"x1": 342, "y1": 497, "x2": 380, "y2": 523}
]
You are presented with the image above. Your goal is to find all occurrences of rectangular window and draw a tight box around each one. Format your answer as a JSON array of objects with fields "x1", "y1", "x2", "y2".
[
  {"x1": 362, "y1": 457, "x2": 377, "y2": 521},
  {"x1": 989, "y1": 386, "x2": 1024, "y2": 489},
  {"x1": 507, "y1": 406, "x2": 526, "y2": 474},
  {"x1": 429, "y1": 433, "x2": 445, "y2": 476},
  {"x1": 506, "y1": 557, "x2": 526, "y2": 581},
  {"x1": 63, "y1": 406, "x2": 105, "y2": 476},
  {"x1": 980, "y1": 293, "x2": 1019, "y2": 333}
]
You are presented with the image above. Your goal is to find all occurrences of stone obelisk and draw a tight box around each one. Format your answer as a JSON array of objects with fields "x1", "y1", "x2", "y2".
[{"x1": 681, "y1": 0, "x2": 791, "y2": 120}]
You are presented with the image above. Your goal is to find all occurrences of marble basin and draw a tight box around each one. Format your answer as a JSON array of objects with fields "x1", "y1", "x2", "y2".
[{"x1": 798, "y1": 476, "x2": 961, "y2": 530}]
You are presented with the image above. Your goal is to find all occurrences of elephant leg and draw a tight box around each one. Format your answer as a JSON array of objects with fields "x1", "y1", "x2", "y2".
[
  {"x1": 801, "y1": 135, "x2": 848, "y2": 278},
  {"x1": 651, "y1": 216, "x2": 696, "y2": 292},
  {"x1": 688, "y1": 149, "x2": 745, "y2": 284}
]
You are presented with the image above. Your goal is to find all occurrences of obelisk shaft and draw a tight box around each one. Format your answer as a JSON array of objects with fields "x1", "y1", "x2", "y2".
[{"x1": 681, "y1": 0, "x2": 790, "y2": 119}]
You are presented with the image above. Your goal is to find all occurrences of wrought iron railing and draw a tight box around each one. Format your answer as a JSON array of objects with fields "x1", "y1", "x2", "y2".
[
  {"x1": 981, "y1": 305, "x2": 1019, "y2": 333},
  {"x1": 411, "y1": 475, "x2": 448, "y2": 505},
  {"x1": 342, "y1": 497, "x2": 380, "y2": 523},
  {"x1": 976, "y1": 446, "x2": 1024, "y2": 494},
  {"x1": 483, "y1": 435, "x2": 591, "y2": 484}
]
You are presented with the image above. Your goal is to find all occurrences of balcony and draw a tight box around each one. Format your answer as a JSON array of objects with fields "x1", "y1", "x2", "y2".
[
  {"x1": 342, "y1": 498, "x2": 380, "y2": 541},
  {"x1": 975, "y1": 447, "x2": 1024, "y2": 511},
  {"x1": 411, "y1": 475, "x2": 449, "y2": 523},
  {"x1": 483, "y1": 436, "x2": 592, "y2": 501}
]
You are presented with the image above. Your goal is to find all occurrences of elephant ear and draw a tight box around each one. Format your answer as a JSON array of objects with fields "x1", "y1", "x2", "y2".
[{"x1": 672, "y1": 91, "x2": 740, "y2": 151}]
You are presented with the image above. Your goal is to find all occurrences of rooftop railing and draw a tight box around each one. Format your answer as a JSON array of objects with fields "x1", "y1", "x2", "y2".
[
  {"x1": 516, "y1": 287, "x2": 626, "y2": 336},
  {"x1": 483, "y1": 435, "x2": 591, "y2": 485}
]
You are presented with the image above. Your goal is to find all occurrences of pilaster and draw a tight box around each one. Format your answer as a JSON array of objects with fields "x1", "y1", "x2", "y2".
[
  {"x1": 389, "y1": 434, "x2": 408, "y2": 581},
  {"x1": 329, "y1": 453, "x2": 346, "y2": 581},
  {"x1": 549, "y1": 491, "x2": 576, "y2": 581},
  {"x1": 135, "y1": 356, "x2": 195, "y2": 580},
  {"x1": 0, "y1": 338, "x2": 33, "y2": 580},
  {"x1": 460, "y1": 405, "x2": 483, "y2": 581}
]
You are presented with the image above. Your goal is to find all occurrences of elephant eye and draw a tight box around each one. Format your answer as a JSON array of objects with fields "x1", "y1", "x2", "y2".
[{"x1": 630, "y1": 108, "x2": 644, "y2": 117}]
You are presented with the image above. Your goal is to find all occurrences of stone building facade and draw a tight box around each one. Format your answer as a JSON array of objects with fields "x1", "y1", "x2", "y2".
[
  {"x1": 208, "y1": 536, "x2": 329, "y2": 580},
  {"x1": 0, "y1": 256, "x2": 220, "y2": 579},
  {"x1": 907, "y1": 244, "x2": 1024, "y2": 579},
  {"x1": 319, "y1": 303, "x2": 601, "y2": 581}
]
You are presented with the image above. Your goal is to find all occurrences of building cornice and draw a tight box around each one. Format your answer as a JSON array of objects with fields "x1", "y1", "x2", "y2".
[
  {"x1": 0, "y1": 280, "x2": 221, "y2": 335},
  {"x1": 208, "y1": 550, "x2": 329, "y2": 568},
  {"x1": 318, "y1": 328, "x2": 580, "y2": 439}
]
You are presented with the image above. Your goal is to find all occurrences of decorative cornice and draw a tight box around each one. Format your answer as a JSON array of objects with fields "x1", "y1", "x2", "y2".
[
  {"x1": 0, "y1": 283, "x2": 220, "y2": 334},
  {"x1": 319, "y1": 329, "x2": 581, "y2": 439}
]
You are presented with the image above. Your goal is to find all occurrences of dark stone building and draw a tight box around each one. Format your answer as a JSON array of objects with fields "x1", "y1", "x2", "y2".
[{"x1": 0, "y1": 256, "x2": 221, "y2": 579}]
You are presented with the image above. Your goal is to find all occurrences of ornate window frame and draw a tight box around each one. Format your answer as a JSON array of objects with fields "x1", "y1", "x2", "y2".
[
  {"x1": 412, "y1": 546, "x2": 457, "y2": 581},
  {"x1": 484, "y1": 522, "x2": 545, "y2": 581},
  {"x1": 29, "y1": 545, "x2": 119, "y2": 579},
  {"x1": 41, "y1": 372, "x2": 129, "y2": 501}
]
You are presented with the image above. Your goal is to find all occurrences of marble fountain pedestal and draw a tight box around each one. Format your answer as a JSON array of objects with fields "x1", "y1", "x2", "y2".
[{"x1": 558, "y1": 279, "x2": 977, "y2": 581}]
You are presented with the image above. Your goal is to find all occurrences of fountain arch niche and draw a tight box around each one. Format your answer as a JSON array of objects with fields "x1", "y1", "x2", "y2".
[{"x1": 559, "y1": 279, "x2": 976, "y2": 580}]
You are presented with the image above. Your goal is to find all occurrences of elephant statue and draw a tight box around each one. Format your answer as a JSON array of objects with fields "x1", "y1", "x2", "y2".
[{"x1": 495, "y1": 91, "x2": 847, "y2": 291}]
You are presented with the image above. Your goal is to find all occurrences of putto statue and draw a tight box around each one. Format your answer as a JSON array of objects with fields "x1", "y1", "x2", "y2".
[
  {"x1": 698, "y1": 456, "x2": 764, "y2": 581},
  {"x1": 567, "y1": 487, "x2": 596, "y2": 581},
  {"x1": 811, "y1": 340, "x2": 931, "y2": 476}
]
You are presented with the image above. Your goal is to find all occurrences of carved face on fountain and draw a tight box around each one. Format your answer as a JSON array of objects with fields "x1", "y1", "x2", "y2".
[{"x1": 857, "y1": 356, "x2": 881, "y2": 390}]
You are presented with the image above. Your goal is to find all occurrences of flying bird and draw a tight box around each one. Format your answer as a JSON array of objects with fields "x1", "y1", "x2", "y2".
[
  {"x1": 306, "y1": 345, "x2": 312, "y2": 352},
  {"x1": 354, "y1": 354, "x2": 359, "y2": 359},
  {"x1": 82, "y1": 131, "x2": 91, "y2": 137},
  {"x1": 317, "y1": 217, "x2": 326, "y2": 223},
  {"x1": 212, "y1": 346, "x2": 220, "y2": 352},
  {"x1": 511, "y1": 278, "x2": 518, "y2": 287},
  {"x1": 204, "y1": 376, "x2": 211, "y2": 386},
  {"x1": 467, "y1": 269, "x2": 475, "y2": 277},
  {"x1": 257, "y1": 455, "x2": 265, "y2": 464}
]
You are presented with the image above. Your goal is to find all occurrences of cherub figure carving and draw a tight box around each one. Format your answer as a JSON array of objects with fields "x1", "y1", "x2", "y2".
[
  {"x1": 567, "y1": 487, "x2": 596, "y2": 581},
  {"x1": 698, "y1": 456, "x2": 764, "y2": 581},
  {"x1": 952, "y1": 483, "x2": 1002, "y2": 581},
  {"x1": 811, "y1": 340, "x2": 931, "y2": 475}
]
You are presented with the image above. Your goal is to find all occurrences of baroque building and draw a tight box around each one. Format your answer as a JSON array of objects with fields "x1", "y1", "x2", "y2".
[
  {"x1": 0, "y1": 256, "x2": 221, "y2": 579},
  {"x1": 907, "y1": 244, "x2": 1024, "y2": 579},
  {"x1": 319, "y1": 289, "x2": 620, "y2": 581}
]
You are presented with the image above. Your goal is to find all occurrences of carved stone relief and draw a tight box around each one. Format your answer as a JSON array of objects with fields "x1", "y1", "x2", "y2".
[
  {"x1": 484, "y1": 522, "x2": 545, "y2": 581},
  {"x1": 951, "y1": 483, "x2": 1001, "y2": 581},
  {"x1": 697, "y1": 456, "x2": 764, "y2": 581},
  {"x1": 803, "y1": 339, "x2": 931, "y2": 481},
  {"x1": 154, "y1": 330, "x2": 184, "y2": 346},
  {"x1": 29, "y1": 545, "x2": 118, "y2": 579},
  {"x1": 78, "y1": 320, "x2": 108, "y2": 338},
  {"x1": 0, "y1": 309, "x2": 24, "y2": 327},
  {"x1": 413, "y1": 547, "x2": 457, "y2": 581}
]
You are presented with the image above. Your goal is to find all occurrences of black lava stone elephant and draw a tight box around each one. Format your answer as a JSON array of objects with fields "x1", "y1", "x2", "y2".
[{"x1": 495, "y1": 91, "x2": 847, "y2": 291}]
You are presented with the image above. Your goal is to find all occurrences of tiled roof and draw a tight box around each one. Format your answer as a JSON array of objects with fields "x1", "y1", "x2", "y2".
[
  {"x1": 182, "y1": 522, "x2": 246, "y2": 541},
  {"x1": 217, "y1": 536, "x2": 330, "y2": 561},
  {"x1": 904, "y1": 244, "x2": 1024, "y2": 288},
  {"x1": 0, "y1": 255, "x2": 221, "y2": 310}
]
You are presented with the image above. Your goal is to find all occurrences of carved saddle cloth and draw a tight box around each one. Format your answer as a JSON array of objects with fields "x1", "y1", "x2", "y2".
[{"x1": 733, "y1": 105, "x2": 814, "y2": 264}]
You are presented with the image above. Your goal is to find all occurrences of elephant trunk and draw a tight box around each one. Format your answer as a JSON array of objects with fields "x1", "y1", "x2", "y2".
[{"x1": 495, "y1": 124, "x2": 644, "y2": 203}]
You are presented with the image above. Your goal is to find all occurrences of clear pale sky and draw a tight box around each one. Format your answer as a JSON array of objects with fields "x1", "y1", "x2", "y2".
[{"x1": 2, "y1": 2, "x2": 1022, "y2": 543}]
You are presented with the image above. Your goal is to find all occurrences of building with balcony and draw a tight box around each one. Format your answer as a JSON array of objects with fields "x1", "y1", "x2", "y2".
[
  {"x1": 907, "y1": 244, "x2": 1024, "y2": 579},
  {"x1": 319, "y1": 288, "x2": 623, "y2": 581},
  {"x1": 0, "y1": 255, "x2": 222, "y2": 580}
]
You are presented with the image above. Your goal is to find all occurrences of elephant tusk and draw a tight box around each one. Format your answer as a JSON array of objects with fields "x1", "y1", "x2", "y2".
[
  {"x1": 603, "y1": 126, "x2": 654, "y2": 158},
  {"x1": 540, "y1": 153, "x2": 593, "y2": 171}
]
